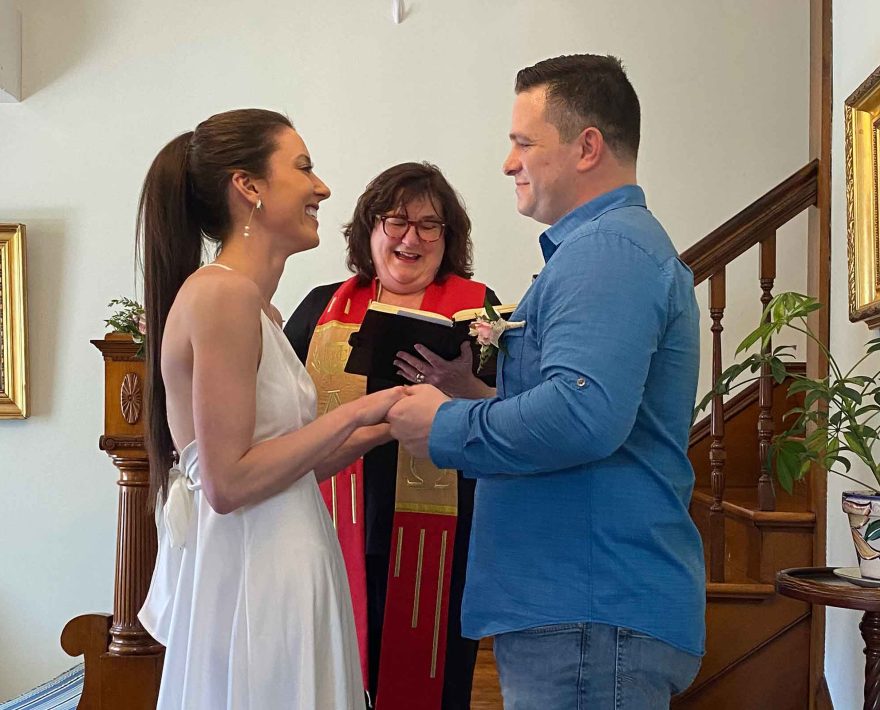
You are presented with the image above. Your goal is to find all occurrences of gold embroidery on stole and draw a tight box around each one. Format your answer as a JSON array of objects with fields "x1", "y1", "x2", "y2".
[{"x1": 306, "y1": 321, "x2": 365, "y2": 528}]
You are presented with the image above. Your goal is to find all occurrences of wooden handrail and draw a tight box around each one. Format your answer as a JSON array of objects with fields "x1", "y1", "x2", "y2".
[{"x1": 681, "y1": 160, "x2": 819, "y2": 285}]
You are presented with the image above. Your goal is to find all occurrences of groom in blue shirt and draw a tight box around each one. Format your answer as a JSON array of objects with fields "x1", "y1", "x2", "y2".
[{"x1": 388, "y1": 54, "x2": 705, "y2": 708}]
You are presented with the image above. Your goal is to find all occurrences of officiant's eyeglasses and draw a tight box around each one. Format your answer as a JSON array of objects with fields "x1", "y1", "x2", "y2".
[{"x1": 377, "y1": 215, "x2": 446, "y2": 243}]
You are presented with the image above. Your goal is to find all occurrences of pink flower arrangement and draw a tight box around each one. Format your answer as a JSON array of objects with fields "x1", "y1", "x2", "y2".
[{"x1": 470, "y1": 318, "x2": 499, "y2": 347}]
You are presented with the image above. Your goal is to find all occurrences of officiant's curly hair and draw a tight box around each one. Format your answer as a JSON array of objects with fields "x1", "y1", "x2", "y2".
[
  {"x1": 344, "y1": 162, "x2": 474, "y2": 285},
  {"x1": 136, "y1": 108, "x2": 293, "y2": 504}
]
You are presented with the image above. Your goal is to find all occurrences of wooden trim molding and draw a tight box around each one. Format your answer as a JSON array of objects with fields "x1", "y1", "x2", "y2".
[
  {"x1": 100, "y1": 435, "x2": 146, "y2": 452},
  {"x1": 807, "y1": 1, "x2": 832, "y2": 707},
  {"x1": 91, "y1": 334, "x2": 142, "y2": 360}
]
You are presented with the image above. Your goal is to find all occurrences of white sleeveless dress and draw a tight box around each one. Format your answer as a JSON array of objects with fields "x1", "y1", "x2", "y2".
[{"x1": 139, "y1": 280, "x2": 365, "y2": 709}]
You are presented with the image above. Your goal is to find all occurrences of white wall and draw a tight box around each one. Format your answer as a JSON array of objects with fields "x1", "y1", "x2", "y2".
[
  {"x1": 0, "y1": 0, "x2": 808, "y2": 699},
  {"x1": 827, "y1": 2, "x2": 880, "y2": 706}
]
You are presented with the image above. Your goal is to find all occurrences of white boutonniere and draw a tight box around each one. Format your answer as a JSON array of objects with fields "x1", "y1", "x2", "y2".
[{"x1": 468, "y1": 299, "x2": 525, "y2": 373}]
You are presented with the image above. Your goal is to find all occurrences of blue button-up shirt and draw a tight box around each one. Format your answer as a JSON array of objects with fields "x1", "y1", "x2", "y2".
[{"x1": 430, "y1": 185, "x2": 705, "y2": 655}]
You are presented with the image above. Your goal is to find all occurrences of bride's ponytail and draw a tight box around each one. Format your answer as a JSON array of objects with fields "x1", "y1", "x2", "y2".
[{"x1": 137, "y1": 109, "x2": 293, "y2": 502}]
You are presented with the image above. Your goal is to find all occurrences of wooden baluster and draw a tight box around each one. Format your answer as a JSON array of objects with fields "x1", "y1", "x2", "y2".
[
  {"x1": 758, "y1": 235, "x2": 777, "y2": 510},
  {"x1": 709, "y1": 269, "x2": 727, "y2": 583}
]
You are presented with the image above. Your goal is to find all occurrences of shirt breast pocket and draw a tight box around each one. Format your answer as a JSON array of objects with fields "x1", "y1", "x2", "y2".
[{"x1": 498, "y1": 326, "x2": 527, "y2": 396}]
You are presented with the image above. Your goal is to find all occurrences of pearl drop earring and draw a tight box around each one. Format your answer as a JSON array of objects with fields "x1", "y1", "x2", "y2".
[{"x1": 243, "y1": 199, "x2": 262, "y2": 238}]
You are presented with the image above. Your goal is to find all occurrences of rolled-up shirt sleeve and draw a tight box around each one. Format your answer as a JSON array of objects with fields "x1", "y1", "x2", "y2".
[{"x1": 429, "y1": 230, "x2": 671, "y2": 476}]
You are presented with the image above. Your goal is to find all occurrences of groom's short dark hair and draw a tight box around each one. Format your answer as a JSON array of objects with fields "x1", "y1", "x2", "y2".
[{"x1": 515, "y1": 54, "x2": 641, "y2": 162}]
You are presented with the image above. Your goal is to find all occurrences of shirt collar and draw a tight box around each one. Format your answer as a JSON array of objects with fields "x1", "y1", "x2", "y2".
[{"x1": 539, "y1": 184, "x2": 646, "y2": 262}]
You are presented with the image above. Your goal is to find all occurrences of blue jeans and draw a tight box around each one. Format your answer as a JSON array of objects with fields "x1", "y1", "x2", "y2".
[{"x1": 493, "y1": 622, "x2": 701, "y2": 710}]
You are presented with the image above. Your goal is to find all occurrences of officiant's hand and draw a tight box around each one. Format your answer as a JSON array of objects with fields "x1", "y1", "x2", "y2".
[
  {"x1": 395, "y1": 343, "x2": 496, "y2": 399},
  {"x1": 387, "y1": 385, "x2": 450, "y2": 459}
]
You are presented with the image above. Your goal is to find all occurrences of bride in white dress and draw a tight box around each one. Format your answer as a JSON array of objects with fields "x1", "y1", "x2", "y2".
[{"x1": 135, "y1": 109, "x2": 401, "y2": 709}]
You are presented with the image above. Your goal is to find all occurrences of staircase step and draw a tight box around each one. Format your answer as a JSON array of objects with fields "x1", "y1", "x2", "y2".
[
  {"x1": 673, "y1": 610, "x2": 810, "y2": 709},
  {"x1": 706, "y1": 581, "x2": 775, "y2": 601},
  {"x1": 690, "y1": 486, "x2": 814, "y2": 583},
  {"x1": 691, "y1": 577, "x2": 811, "y2": 697}
]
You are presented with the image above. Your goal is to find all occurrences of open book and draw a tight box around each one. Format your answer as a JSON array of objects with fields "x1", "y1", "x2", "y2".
[{"x1": 344, "y1": 301, "x2": 518, "y2": 383}]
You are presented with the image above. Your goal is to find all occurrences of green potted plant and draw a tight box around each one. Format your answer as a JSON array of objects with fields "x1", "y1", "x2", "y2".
[
  {"x1": 105, "y1": 297, "x2": 146, "y2": 357},
  {"x1": 695, "y1": 292, "x2": 880, "y2": 585}
]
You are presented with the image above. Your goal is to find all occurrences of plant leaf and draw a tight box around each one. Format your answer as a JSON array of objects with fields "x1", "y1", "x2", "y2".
[
  {"x1": 775, "y1": 446, "x2": 796, "y2": 494},
  {"x1": 787, "y1": 379, "x2": 819, "y2": 395},
  {"x1": 770, "y1": 358, "x2": 787, "y2": 384},
  {"x1": 854, "y1": 423, "x2": 880, "y2": 440},
  {"x1": 484, "y1": 299, "x2": 500, "y2": 321},
  {"x1": 804, "y1": 428, "x2": 829, "y2": 452},
  {"x1": 736, "y1": 322, "x2": 774, "y2": 355},
  {"x1": 804, "y1": 390, "x2": 830, "y2": 410},
  {"x1": 839, "y1": 385, "x2": 864, "y2": 404},
  {"x1": 844, "y1": 431, "x2": 874, "y2": 467},
  {"x1": 772, "y1": 344, "x2": 797, "y2": 354}
]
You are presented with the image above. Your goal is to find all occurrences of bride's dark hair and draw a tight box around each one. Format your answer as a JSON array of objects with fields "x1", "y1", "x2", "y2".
[{"x1": 137, "y1": 108, "x2": 293, "y2": 502}]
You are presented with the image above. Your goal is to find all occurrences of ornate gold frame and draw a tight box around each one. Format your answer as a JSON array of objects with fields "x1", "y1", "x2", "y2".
[
  {"x1": 846, "y1": 64, "x2": 880, "y2": 328},
  {"x1": 0, "y1": 224, "x2": 29, "y2": 418}
]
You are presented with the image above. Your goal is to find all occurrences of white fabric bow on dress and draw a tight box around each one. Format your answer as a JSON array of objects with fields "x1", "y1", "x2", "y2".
[{"x1": 160, "y1": 464, "x2": 200, "y2": 549}]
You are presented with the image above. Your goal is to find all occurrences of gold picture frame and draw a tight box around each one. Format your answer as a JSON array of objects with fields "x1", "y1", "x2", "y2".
[
  {"x1": 0, "y1": 224, "x2": 29, "y2": 418},
  {"x1": 846, "y1": 64, "x2": 880, "y2": 328}
]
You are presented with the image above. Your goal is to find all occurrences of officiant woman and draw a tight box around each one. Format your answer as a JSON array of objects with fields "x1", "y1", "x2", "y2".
[{"x1": 284, "y1": 161, "x2": 500, "y2": 709}]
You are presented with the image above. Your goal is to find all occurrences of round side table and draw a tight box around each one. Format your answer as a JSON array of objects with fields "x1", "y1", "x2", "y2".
[{"x1": 777, "y1": 566, "x2": 880, "y2": 710}]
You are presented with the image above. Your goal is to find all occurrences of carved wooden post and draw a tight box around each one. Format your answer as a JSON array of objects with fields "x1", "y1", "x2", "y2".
[
  {"x1": 757, "y1": 235, "x2": 778, "y2": 511},
  {"x1": 709, "y1": 269, "x2": 727, "y2": 583},
  {"x1": 61, "y1": 334, "x2": 163, "y2": 709},
  {"x1": 103, "y1": 449, "x2": 160, "y2": 654}
]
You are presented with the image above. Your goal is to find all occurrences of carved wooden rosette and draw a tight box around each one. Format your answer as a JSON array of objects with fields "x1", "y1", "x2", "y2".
[
  {"x1": 120, "y1": 372, "x2": 143, "y2": 425},
  {"x1": 60, "y1": 334, "x2": 162, "y2": 709}
]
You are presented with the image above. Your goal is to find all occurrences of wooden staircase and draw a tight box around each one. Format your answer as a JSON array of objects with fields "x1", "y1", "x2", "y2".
[
  {"x1": 676, "y1": 374, "x2": 815, "y2": 709},
  {"x1": 671, "y1": 161, "x2": 822, "y2": 708}
]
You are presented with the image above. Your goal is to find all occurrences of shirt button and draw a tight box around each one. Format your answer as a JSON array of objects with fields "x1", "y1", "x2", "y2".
[{"x1": 576, "y1": 377, "x2": 587, "y2": 388}]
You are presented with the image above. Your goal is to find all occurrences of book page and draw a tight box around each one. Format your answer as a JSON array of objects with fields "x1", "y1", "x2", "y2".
[
  {"x1": 451, "y1": 303, "x2": 518, "y2": 322},
  {"x1": 367, "y1": 301, "x2": 453, "y2": 326}
]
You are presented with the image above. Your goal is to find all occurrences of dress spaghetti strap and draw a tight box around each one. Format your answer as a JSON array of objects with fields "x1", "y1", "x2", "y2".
[{"x1": 200, "y1": 262, "x2": 234, "y2": 272}]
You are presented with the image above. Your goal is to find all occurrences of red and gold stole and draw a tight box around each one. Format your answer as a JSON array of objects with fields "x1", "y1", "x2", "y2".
[{"x1": 304, "y1": 274, "x2": 487, "y2": 709}]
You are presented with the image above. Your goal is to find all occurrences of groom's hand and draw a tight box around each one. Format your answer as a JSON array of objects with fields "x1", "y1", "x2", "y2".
[{"x1": 387, "y1": 385, "x2": 450, "y2": 459}]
